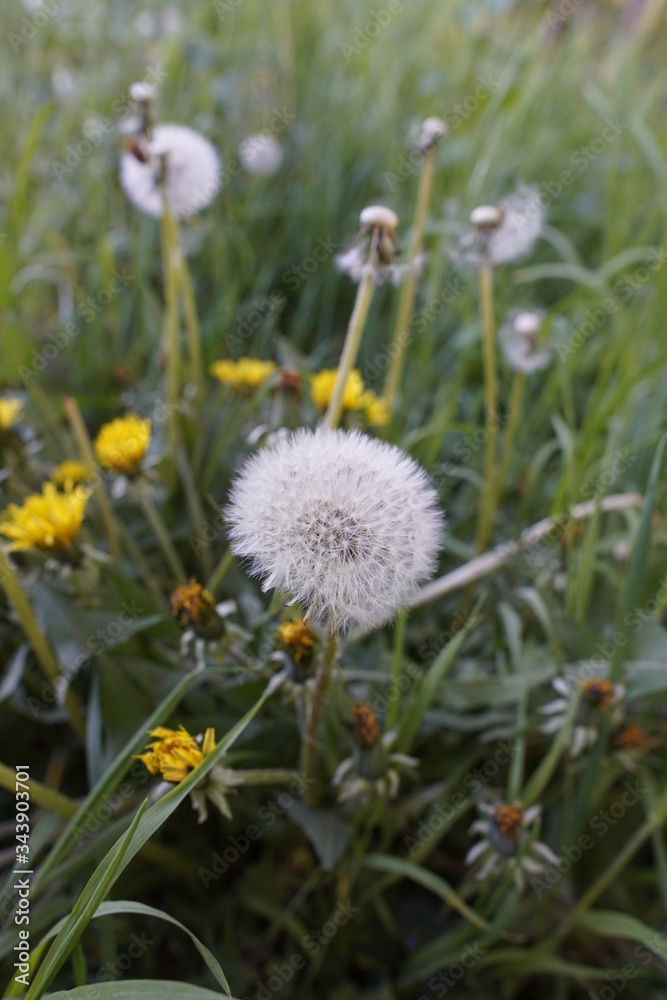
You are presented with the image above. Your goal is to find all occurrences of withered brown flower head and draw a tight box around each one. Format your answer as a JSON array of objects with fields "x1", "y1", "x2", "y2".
[
  {"x1": 493, "y1": 804, "x2": 524, "y2": 839},
  {"x1": 170, "y1": 579, "x2": 224, "y2": 639},
  {"x1": 353, "y1": 702, "x2": 380, "y2": 748},
  {"x1": 581, "y1": 678, "x2": 614, "y2": 709}
]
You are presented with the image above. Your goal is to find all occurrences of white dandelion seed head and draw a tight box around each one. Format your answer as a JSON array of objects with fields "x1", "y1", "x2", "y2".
[
  {"x1": 459, "y1": 186, "x2": 545, "y2": 268},
  {"x1": 500, "y1": 309, "x2": 551, "y2": 374},
  {"x1": 225, "y1": 427, "x2": 444, "y2": 634},
  {"x1": 239, "y1": 132, "x2": 284, "y2": 176},
  {"x1": 417, "y1": 117, "x2": 448, "y2": 153},
  {"x1": 359, "y1": 205, "x2": 398, "y2": 233},
  {"x1": 120, "y1": 124, "x2": 221, "y2": 219},
  {"x1": 129, "y1": 81, "x2": 157, "y2": 104}
]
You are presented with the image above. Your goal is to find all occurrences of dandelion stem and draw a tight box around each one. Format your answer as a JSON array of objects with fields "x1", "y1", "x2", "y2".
[
  {"x1": 383, "y1": 145, "x2": 437, "y2": 418},
  {"x1": 475, "y1": 263, "x2": 499, "y2": 554},
  {"x1": 325, "y1": 251, "x2": 377, "y2": 429},
  {"x1": 206, "y1": 547, "x2": 235, "y2": 597},
  {"x1": 175, "y1": 226, "x2": 205, "y2": 423},
  {"x1": 301, "y1": 630, "x2": 338, "y2": 804},
  {"x1": 0, "y1": 549, "x2": 86, "y2": 741},
  {"x1": 62, "y1": 395, "x2": 121, "y2": 561},
  {"x1": 160, "y1": 198, "x2": 182, "y2": 450},
  {"x1": 134, "y1": 479, "x2": 186, "y2": 583},
  {"x1": 498, "y1": 370, "x2": 526, "y2": 492},
  {"x1": 386, "y1": 608, "x2": 407, "y2": 731},
  {"x1": 175, "y1": 443, "x2": 211, "y2": 579}
]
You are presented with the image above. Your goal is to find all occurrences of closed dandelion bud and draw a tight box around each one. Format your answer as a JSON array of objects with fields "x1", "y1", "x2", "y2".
[
  {"x1": 352, "y1": 702, "x2": 388, "y2": 780},
  {"x1": 417, "y1": 116, "x2": 448, "y2": 154},
  {"x1": 170, "y1": 579, "x2": 226, "y2": 640}
]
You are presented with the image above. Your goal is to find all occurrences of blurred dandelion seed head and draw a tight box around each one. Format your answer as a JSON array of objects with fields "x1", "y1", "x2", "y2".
[
  {"x1": 239, "y1": 132, "x2": 284, "y2": 176},
  {"x1": 458, "y1": 186, "x2": 545, "y2": 267},
  {"x1": 225, "y1": 427, "x2": 444, "y2": 634},
  {"x1": 500, "y1": 309, "x2": 551, "y2": 374},
  {"x1": 120, "y1": 124, "x2": 221, "y2": 219}
]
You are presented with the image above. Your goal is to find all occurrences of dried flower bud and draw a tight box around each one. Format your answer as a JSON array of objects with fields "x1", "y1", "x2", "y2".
[
  {"x1": 170, "y1": 579, "x2": 225, "y2": 640},
  {"x1": 470, "y1": 205, "x2": 504, "y2": 230},
  {"x1": 353, "y1": 702, "x2": 380, "y2": 748},
  {"x1": 359, "y1": 205, "x2": 399, "y2": 233},
  {"x1": 417, "y1": 116, "x2": 448, "y2": 153}
]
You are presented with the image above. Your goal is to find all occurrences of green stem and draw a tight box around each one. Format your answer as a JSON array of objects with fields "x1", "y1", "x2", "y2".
[
  {"x1": 498, "y1": 370, "x2": 526, "y2": 493},
  {"x1": 474, "y1": 263, "x2": 499, "y2": 555},
  {"x1": 383, "y1": 145, "x2": 438, "y2": 417},
  {"x1": 175, "y1": 229, "x2": 205, "y2": 423},
  {"x1": 134, "y1": 479, "x2": 186, "y2": 583},
  {"x1": 0, "y1": 549, "x2": 86, "y2": 741},
  {"x1": 206, "y1": 547, "x2": 235, "y2": 597},
  {"x1": 175, "y1": 443, "x2": 212, "y2": 580},
  {"x1": 160, "y1": 200, "x2": 182, "y2": 450},
  {"x1": 385, "y1": 608, "x2": 407, "y2": 731},
  {"x1": 556, "y1": 782, "x2": 667, "y2": 941},
  {"x1": 301, "y1": 630, "x2": 338, "y2": 804},
  {"x1": 325, "y1": 250, "x2": 377, "y2": 429},
  {"x1": 62, "y1": 395, "x2": 121, "y2": 561}
]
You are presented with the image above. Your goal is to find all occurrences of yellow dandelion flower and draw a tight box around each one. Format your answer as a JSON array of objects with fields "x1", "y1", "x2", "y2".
[
  {"x1": 0, "y1": 398, "x2": 23, "y2": 430},
  {"x1": 94, "y1": 415, "x2": 151, "y2": 475},
  {"x1": 310, "y1": 368, "x2": 365, "y2": 412},
  {"x1": 0, "y1": 483, "x2": 90, "y2": 552},
  {"x1": 136, "y1": 725, "x2": 216, "y2": 783},
  {"x1": 360, "y1": 390, "x2": 389, "y2": 427},
  {"x1": 210, "y1": 358, "x2": 277, "y2": 390},
  {"x1": 51, "y1": 460, "x2": 92, "y2": 489},
  {"x1": 276, "y1": 619, "x2": 316, "y2": 662}
]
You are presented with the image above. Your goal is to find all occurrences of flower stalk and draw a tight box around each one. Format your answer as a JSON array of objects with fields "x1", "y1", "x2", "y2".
[
  {"x1": 475, "y1": 262, "x2": 499, "y2": 554},
  {"x1": 498, "y1": 370, "x2": 526, "y2": 492},
  {"x1": 134, "y1": 479, "x2": 186, "y2": 583},
  {"x1": 301, "y1": 630, "x2": 338, "y2": 804},
  {"x1": 383, "y1": 138, "x2": 440, "y2": 418},
  {"x1": 160, "y1": 197, "x2": 183, "y2": 449},
  {"x1": 325, "y1": 248, "x2": 377, "y2": 429},
  {"x1": 62, "y1": 396, "x2": 121, "y2": 560}
]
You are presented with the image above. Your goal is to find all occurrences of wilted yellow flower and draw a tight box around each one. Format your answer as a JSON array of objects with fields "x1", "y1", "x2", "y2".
[
  {"x1": 360, "y1": 390, "x2": 389, "y2": 427},
  {"x1": 137, "y1": 725, "x2": 215, "y2": 783},
  {"x1": 51, "y1": 460, "x2": 92, "y2": 489},
  {"x1": 210, "y1": 358, "x2": 277, "y2": 390},
  {"x1": 136, "y1": 724, "x2": 239, "y2": 823},
  {"x1": 94, "y1": 415, "x2": 151, "y2": 475},
  {"x1": 311, "y1": 368, "x2": 365, "y2": 412},
  {"x1": 276, "y1": 619, "x2": 316, "y2": 662},
  {"x1": 0, "y1": 398, "x2": 23, "y2": 430},
  {"x1": 0, "y1": 483, "x2": 90, "y2": 552},
  {"x1": 170, "y1": 579, "x2": 225, "y2": 640}
]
